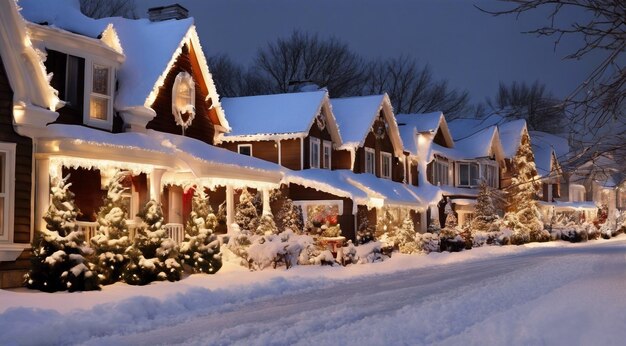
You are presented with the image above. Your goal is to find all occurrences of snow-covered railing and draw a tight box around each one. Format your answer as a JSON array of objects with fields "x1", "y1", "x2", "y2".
[
  {"x1": 76, "y1": 221, "x2": 98, "y2": 243},
  {"x1": 165, "y1": 223, "x2": 185, "y2": 244}
]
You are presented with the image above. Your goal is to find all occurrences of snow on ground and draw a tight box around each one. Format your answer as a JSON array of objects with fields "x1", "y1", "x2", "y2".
[{"x1": 1, "y1": 236, "x2": 625, "y2": 345}]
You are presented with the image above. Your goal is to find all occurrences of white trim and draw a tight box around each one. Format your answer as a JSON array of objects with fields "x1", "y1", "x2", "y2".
[
  {"x1": 84, "y1": 60, "x2": 116, "y2": 130},
  {"x1": 0, "y1": 143, "x2": 16, "y2": 245},
  {"x1": 294, "y1": 200, "x2": 345, "y2": 223},
  {"x1": 310, "y1": 137, "x2": 321, "y2": 169},
  {"x1": 237, "y1": 144, "x2": 253, "y2": 156},
  {"x1": 300, "y1": 138, "x2": 304, "y2": 170},
  {"x1": 277, "y1": 140, "x2": 282, "y2": 166},
  {"x1": 364, "y1": 147, "x2": 375, "y2": 174},
  {"x1": 322, "y1": 141, "x2": 332, "y2": 169},
  {"x1": 381, "y1": 151, "x2": 392, "y2": 179}
]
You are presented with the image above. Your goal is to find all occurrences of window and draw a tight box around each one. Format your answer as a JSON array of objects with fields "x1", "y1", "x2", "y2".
[
  {"x1": 89, "y1": 64, "x2": 112, "y2": 121},
  {"x1": 381, "y1": 152, "x2": 392, "y2": 179},
  {"x1": 430, "y1": 160, "x2": 449, "y2": 186},
  {"x1": 458, "y1": 162, "x2": 480, "y2": 187},
  {"x1": 238, "y1": 144, "x2": 252, "y2": 156},
  {"x1": 570, "y1": 185, "x2": 586, "y2": 202},
  {"x1": 65, "y1": 55, "x2": 82, "y2": 109},
  {"x1": 482, "y1": 164, "x2": 498, "y2": 188},
  {"x1": 0, "y1": 143, "x2": 15, "y2": 242},
  {"x1": 310, "y1": 137, "x2": 320, "y2": 168},
  {"x1": 322, "y1": 141, "x2": 332, "y2": 169},
  {"x1": 365, "y1": 147, "x2": 375, "y2": 174}
]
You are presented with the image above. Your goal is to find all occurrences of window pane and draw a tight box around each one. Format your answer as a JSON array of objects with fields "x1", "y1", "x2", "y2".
[
  {"x1": 92, "y1": 65, "x2": 109, "y2": 95},
  {"x1": 459, "y1": 164, "x2": 468, "y2": 185},
  {"x1": 0, "y1": 153, "x2": 4, "y2": 193},
  {"x1": 0, "y1": 197, "x2": 3, "y2": 237},
  {"x1": 90, "y1": 95, "x2": 109, "y2": 120},
  {"x1": 239, "y1": 146, "x2": 251, "y2": 156},
  {"x1": 470, "y1": 164, "x2": 479, "y2": 185}
]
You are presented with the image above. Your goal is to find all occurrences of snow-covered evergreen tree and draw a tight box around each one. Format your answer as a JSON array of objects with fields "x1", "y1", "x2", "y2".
[
  {"x1": 272, "y1": 189, "x2": 304, "y2": 234},
  {"x1": 440, "y1": 202, "x2": 464, "y2": 252},
  {"x1": 428, "y1": 215, "x2": 441, "y2": 233},
  {"x1": 375, "y1": 207, "x2": 396, "y2": 239},
  {"x1": 257, "y1": 212, "x2": 279, "y2": 235},
  {"x1": 356, "y1": 209, "x2": 375, "y2": 245},
  {"x1": 471, "y1": 180, "x2": 499, "y2": 233},
  {"x1": 123, "y1": 200, "x2": 182, "y2": 285},
  {"x1": 235, "y1": 188, "x2": 259, "y2": 232},
  {"x1": 395, "y1": 216, "x2": 418, "y2": 254},
  {"x1": 26, "y1": 175, "x2": 99, "y2": 292},
  {"x1": 180, "y1": 187, "x2": 222, "y2": 274},
  {"x1": 91, "y1": 172, "x2": 132, "y2": 285},
  {"x1": 504, "y1": 132, "x2": 546, "y2": 244}
]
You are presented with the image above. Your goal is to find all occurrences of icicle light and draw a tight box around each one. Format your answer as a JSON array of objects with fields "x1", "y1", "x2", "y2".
[{"x1": 49, "y1": 156, "x2": 156, "y2": 177}]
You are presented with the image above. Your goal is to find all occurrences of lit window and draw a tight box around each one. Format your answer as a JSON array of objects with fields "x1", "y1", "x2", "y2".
[
  {"x1": 89, "y1": 64, "x2": 111, "y2": 121},
  {"x1": 430, "y1": 160, "x2": 449, "y2": 186},
  {"x1": 365, "y1": 147, "x2": 375, "y2": 174},
  {"x1": 0, "y1": 143, "x2": 15, "y2": 242},
  {"x1": 323, "y1": 141, "x2": 332, "y2": 169},
  {"x1": 458, "y1": 162, "x2": 479, "y2": 187},
  {"x1": 310, "y1": 137, "x2": 320, "y2": 168},
  {"x1": 238, "y1": 144, "x2": 252, "y2": 156},
  {"x1": 381, "y1": 152, "x2": 392, "y2": 179}
]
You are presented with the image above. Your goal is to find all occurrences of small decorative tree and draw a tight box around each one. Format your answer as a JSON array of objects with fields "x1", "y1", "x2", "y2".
[
  {"x1": 440, "y1": 202, "x2": 464, "y2": 252},
  {"x1": 123, "y1": 200, "x2": 182, "y2": 285},
  {"x1": 235, "y1": 188, "x2": 259, "y2": 232},
  {"x1": 427, "y1": 215, "x2": 441, "y2": 233},
  {"x1": 180, "y1": 187, "x2": 222, "y2": 274},
  {"x1": 471, "y1": 180, "x2": 499, "y2": 233},
  {"x1": 26, "y1": 175, "x2": 99, "y2": 292},
  {"x1": 375, "y1": 207, "x2": 396, "y2": 239},
  {"x1": 395, "y1": 216, "x2": 418, "y2": 254},
  {"x1": 356, "y1": 209, "x2": 375, "y2": 245},
  {"x1": 272, "y1": 189, "x2": 304, "y2": 234},
  {"x1": 91, "y1": 171, "x2": 132, "y2": 285},
  {"x1": 257, "y1": 212, "x2": 279, "y2": 235}
]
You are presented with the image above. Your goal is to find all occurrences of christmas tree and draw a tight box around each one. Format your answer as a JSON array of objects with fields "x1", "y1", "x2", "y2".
[
  {"x1": 26, "y1": 175, "x2": 99, "y2": 292},
  {"x1": 440, "y1": 202, "x2": 464, "y2": 252},
  {"x1": 395, "y1": 216, "x2": 418, "y2": 254},
  {"x1": 471, "y1": 180, "x2": 499, "y2": 233},
  {"x1": 234, "y1": 188, "x2": 259, "y2": 232},
  {"x1": 375, "y1": 207, "x2": 396, "y2": 239},
  {"x1": 257, "y1": 213, "x2": 279, "y2": 235},
  {"x1": 504, "y1": 131, "x2": 546, "y2": 244},
  {"x1": 272, "y1": 189, "x2": 303, "y2": 234},
  {"x1": 356, "y1": 209, "x2": 375, "y2": 245},
  {"x1": 180, "y1": 187, "x2": 222, "y2": 274},
  {"x1": 91, "y1": 171, "x2": 132, "y2": 285},
  {"x1": 123, "y1": 200, "x2": 182, "y2": 285}
]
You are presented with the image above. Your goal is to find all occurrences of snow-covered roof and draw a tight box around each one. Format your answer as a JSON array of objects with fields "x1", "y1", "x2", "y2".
[
  {"x1": 454, "y1": 126, "x2": 505, "y2": 162},
  {"x1": 498, "y1": 119, "x2": 527, "y2": 159},
  {"x1": 529, "y1": 131, "x2": 569, "y2": 178},
  {"x1": 332, "y1": 94, "x2": 403, "y2": 156},
  {"x1": 539, "y1": 200, "x2": 597, "y2": 211},
  {"x1": 343, "y1": 172, "x2": 423, "y2": 208},
  {"x1": 283, "y1": 169, "x2": 370, "y2": 206},
  {"x1": 19, "y1": 0, "x2": 228, "y2": 129},
  {"x1": 397, "y1": 112, "x2": 444, "y2": 133},
  {"x1": 447, "y1": 114, "x2": 505, "y2": 141},
  {"x1": 220, "y1": 91, "x2": 339, "y2": 142},
  {"x1": 396, "y1": 112, "x2": 454, "y2": 158}
]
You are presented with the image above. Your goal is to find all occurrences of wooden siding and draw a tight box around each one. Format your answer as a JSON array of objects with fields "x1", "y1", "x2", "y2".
[
  {"x1": 146, "y1": 44, "x2": 217, "y2": 145},
  {"x1": 332, "y1": 149, "x2": 352, "y2": 170},
  {"x1": 220, "y1": 141, "x2": 279, "y2": 164},
  {"x1": 64, "y1": 167, "x2": 105, "y2": 222},
  {"x1": 0, "y1": 55, "x2": 33, "y2": 245},
  {"x1": 304, "y1": 114, "x2": 333, "y2": 169},
  {"x1": 281, "y1": 138, "x2": 302, "y2": 170},
  {"x1": 288, "y1": 184, "x2": 355, "y2": 241},
  {"x1": 411, "y1": 163, "x2": 419, "y2": 186}
]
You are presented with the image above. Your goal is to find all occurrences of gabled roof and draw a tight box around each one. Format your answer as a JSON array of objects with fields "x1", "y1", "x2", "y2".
[
  {"x1": 219, "y1": 90, "x2": 341, "y2": 143},
  {"x1": 396, "y1": 111, "x2": 455, "y2": 158},
  {"x1": 332, "y1": 94, "x2": 404, "y2": 156},
  {"x1": 19, "y1": 0, "x2": 228, "y2": 129},
  {"x1": 454, "y1": 126, "x2": 505, "y2": 162},
  {"x1": 498, "y1": 119, "x2": 528, "y2": 159},
  {"x1": 530, "y1": 131, "x2": 569, "y2": 178},
  {"x1": 447, "y1": 114, "x2": 505, "y2": 140}
]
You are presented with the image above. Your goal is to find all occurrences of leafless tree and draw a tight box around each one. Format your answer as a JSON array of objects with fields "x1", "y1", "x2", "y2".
[
  {"x1": 253, "y1": 31, "x2": 367, "y2": 96},
  {"x1": 362, "y1": 56, "x2": 470, "y2": 117},
  {"x1": 483, "y1": 81, "x2": 566, "y2": 134},
  {"x1": 80, "y1": 0, "x2": 137, "y2": 19},
  {"x1": 478, "y1": 0, "x2": 625, "y2": 171}
]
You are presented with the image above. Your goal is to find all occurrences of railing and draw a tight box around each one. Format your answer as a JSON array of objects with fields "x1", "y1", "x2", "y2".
[
  {"x1": 76, "y1": 221, "x2": 185, "y2": 244},
  {"x1": 165, "y1": 223, "x2": 185, "y2": 244}
]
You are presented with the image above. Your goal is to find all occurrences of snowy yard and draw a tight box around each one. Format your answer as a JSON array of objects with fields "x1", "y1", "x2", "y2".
[{"x1": 2, "y1": 236, "x2": 626, "y2": 345}]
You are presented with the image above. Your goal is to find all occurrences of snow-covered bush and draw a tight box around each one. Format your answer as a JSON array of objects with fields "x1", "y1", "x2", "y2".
[
  {"x1": 257, "y1": 213, "x2": 279, "y2": 236},
  {"x1": 26, "y1": 175, "x2": 99, "y2": 292},
  {"x1": 415, "y1": 232, "x2": 440, "y2": 253},
  {"x1": 123, "y1": 200, "x2": 182, "y2": 285},
  {"x1": 355, "y1": 210, "x2": 375, "y2": 245},
  {"x1": 340, "y1": 240, "x2": 358, "y2": 265},
  {"x1": 471, "y1": 231, "x2": 499, "y2": 247},
  {"x1": 439, "y1": 204, "x2": 465, "y2": 252},
  {"x1": 394, "y1": 217, "x2": 418, "y2": 254},
  {"x1": 91, "y1": 172, "x2": 132, "y2": 285},
  {"x1": 271, "y1": 189, "x2": 303, "y2": 234},
  {"x1": 355, "y1": 241, "x2": 387, "y2": 263},
  {"x1": 235, "y1": 188, "x2": 259, "y2": 233},
  {"x1": 180, "y1": 187, "x2": 222, "y2": 274}
]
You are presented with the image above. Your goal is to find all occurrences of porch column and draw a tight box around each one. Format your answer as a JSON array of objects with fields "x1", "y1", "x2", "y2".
[
  {"x1": 150, "y1": 168, "x2": 166, "y2": 203},
  {"x1": 35, "y1": 158, "x2": 50, "y2": 233},
  {"x1": 262, "y1": 187, "x2": 271, "y2": 215},
  {"x1": 226, "y1": 185, "x2": 235, "y2": 232}
]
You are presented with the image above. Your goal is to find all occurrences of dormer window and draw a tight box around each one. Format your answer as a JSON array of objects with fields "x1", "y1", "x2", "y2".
[
  {"x1": 172, "y1": 72, "x2": 196, "y2": 132},
  {"x1": 310, "y1": 137, "x2": 321, "y2": 168},
  {"x1": 84, "y1": 61, "x2": 115, "y2": 130},
  {"x1": 365, "y1": 147, "x2": 375, "y2": 174}
]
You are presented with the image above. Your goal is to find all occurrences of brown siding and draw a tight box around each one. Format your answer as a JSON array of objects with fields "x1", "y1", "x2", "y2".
[
  {"x1": 281, "y1": 138, "x2": 302, "y2": 170},
  {"x1": 288, "y1": 184, "x2": 355, "y2": 241},
  {"x1": 0, "y1": 55, "x2": 33, "y2": 245},
  {"x1": 147, "y1": 43, "x2": 216, "y2": 145},
  {"x1": 65, "y1": 167, "x2": 105, "y2": 222},
  {"x1": 411, "y1": 163, "x2": 419, "y2": 186},
  {"x1": 332, "y1": 149, "x2": 352, "y2": 170},
  {"x1": 219, "y1": 141, "x2": 279, "y2": 164},
  {"x1": 356, "y1": 112, "x2": 400, "y2": 181}
]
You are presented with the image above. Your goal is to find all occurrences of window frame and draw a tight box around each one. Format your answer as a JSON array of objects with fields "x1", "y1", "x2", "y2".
[
  {"x1": 237, "y1": 144, "x2": 253, "y2": 156},
  {"x1": 457, "y1": 162, "x2": 480, "y2": 187},
  {"x1": 431, "y1": 159, "x2": 449, "y2": 186},
  {"x1": 0, "y1": 143, "x2": 16, "y2": 243},
  {"x1": 364, "y1": 147, "x2": 375, "y2": 174},
  {"x1": 381, "y1": 151, "x2": 392, "y2": 179},
  {"x1": 83, "y1": 60, "x2": 115, "y2": 130},
  {"x1": 310, "y1": 137, "x2": 321, "y2": 168},
  {"x1": 322, "y1": 141, "x2": 332, "y2": 169},
  {"x1": 482, "y1": 163, "x2": 498, "y2": 188}
]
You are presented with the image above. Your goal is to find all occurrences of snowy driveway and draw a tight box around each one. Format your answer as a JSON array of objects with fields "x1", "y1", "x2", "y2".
[{"x1": 2, "y1": 239, "x2": 626, "y2": 345}]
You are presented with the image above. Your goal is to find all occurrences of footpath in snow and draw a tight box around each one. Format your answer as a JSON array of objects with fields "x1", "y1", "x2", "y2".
[{"x1": 1, "y1": 236, "x2": 625, "y2": 345}]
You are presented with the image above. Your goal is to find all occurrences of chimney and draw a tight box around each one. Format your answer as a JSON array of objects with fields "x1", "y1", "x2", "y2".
[{"x1": 148, "y1": 4, "x2": 189, "y2": 22}]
